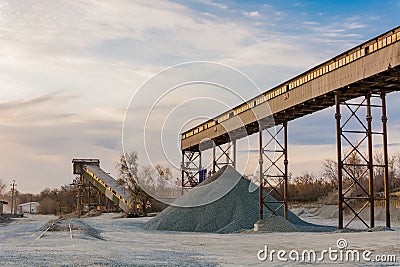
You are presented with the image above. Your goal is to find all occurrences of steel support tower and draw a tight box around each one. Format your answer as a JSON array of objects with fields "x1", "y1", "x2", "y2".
[{"x1": 335, "y1": 91, "x2": 390, "y2": 229}]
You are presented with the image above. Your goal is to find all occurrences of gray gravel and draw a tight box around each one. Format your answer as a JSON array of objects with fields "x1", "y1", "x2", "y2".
[
  {"x1": 144, "y1": 166, "x2": 336, "y2": 233},
  {"x1": 0, "y1": 215, "x2": 9, "y2": 225},
  {"x1": 253, "y1": 216, "x2": 299, "y2": 232}
]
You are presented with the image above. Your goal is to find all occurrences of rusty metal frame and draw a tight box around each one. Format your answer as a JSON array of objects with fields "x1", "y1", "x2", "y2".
[
  {"x1": 212, "y1": 140, "x2": 236, "y2": 173},
  {"x1": 335, "y1": 91, "x2": 390, "y2": 229},
  {"x1": 71, "y1": 174, "x2": 83, "y2": 217},
  {"x1": 259, "y1": 122, "x2": 288, "y2": 220},
  {"x1": 181, "y1": 151, "x2": 202, "y2": 191},
  {"x1": 181, "y1": 139, "x2": 237, "y2": 193},
  {"x1": 73, "y1": 174, "x2": 99, "y2": 216}
]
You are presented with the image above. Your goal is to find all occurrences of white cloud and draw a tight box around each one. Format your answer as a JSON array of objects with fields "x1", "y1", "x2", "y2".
[
  {"x1": 194, "y1": 0, "x2": 228, "y2": 10},
  {"x1": 346, "y1": 22, "x2": 366, "y2": 30},
  {"x1": 244, "y1": 11, "x2": 261, "y2": 18},
  {"x1": 303, "y1": 21, "x2": 319, "y2": 25}
]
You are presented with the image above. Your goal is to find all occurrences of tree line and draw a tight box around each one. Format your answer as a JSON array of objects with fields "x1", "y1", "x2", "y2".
[
  {"x1": 1, "y1": 151, "x2": 399, "y2": 215},
  {"x1": 285, "y1": 152, "x2": 400, "y2": 202}
]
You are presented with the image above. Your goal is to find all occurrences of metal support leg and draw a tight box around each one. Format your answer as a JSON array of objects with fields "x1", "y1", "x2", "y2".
[
  {"x1": 181, "y1": 151, "x2": 185, "y2": 195},
  {"x1": 335, "y1": 92, "x2": 344, "y2": 230},
  {"x1": 283, "y1": 122, "x2": 288, "y2": 219},
  {"x1": 366, "y1": 93, "x2": 375, "y2": 228},
  {"x1": 212, "y1": 142, "x2": 216, "y2": 174},
  {"x1": 259, "y1": 130, "x2": 264, "y2": 220},
  {"x1": 233, "y1": 139, "x2": 237, "y2": 169},
  {"x1": 88, "y1": 183, "x2": 91, "y2": 211},
  {"x1": 381, "y1": 92, "x2": 391, "y2": 228},
  {"x1": 199, "y1": 151, "x2": 202, "y2": 171}
]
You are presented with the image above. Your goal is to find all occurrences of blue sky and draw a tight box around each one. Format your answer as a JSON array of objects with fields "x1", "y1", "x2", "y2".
[{"x1": 0, "y1": 0, "x2": 399, "y2": 193}]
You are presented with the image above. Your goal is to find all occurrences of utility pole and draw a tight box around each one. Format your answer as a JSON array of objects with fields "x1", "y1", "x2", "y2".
[
  {"x1": 10, "y1": 180, "x2": 16, "y2": 215},
  {"x1": 29, "y1": 194, "x2": 32, "y2": 214}
]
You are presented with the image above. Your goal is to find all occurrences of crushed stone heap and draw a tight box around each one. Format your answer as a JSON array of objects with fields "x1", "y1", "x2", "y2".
[{"x1": 144, "y1": 166, "x2": 335, "y2": 233}]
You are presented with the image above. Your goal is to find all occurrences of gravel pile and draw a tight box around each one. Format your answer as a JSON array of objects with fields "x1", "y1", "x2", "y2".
[
  {"x1": 74, "y1": 219, "x2": 105, "y2": 240},
  {"x1": 144, "y1": 166, "x2": 335, "y2": 233},
  {"x1": 310, "y1": 204, "x2": 338, "y2": 219},
  {"x1": 41, "y1": 218, "x2": 104, "y2": 240}
]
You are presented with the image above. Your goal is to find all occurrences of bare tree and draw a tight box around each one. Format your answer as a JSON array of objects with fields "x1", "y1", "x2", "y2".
[
  {"x1": 0, "y1": 179, "x2": 5, "y2": 196},
  {"x1": 116, "y1": 152, "x2": 139, "y2": 187},
  {"x1": 372, "y1": 151, "x2": 398, "y2": 192},
  {"x1": 116, "y1": 152, "x2": 150, "y2": 216},
  {"x1": 321, "y1": 159, "x2": 338, "y2": 188},
  {"x1": 154, "y1": 164, "x2": 173, "y2": 190},
  {"x1": 288, "y1": 172, "x2": 334, "y2": 202},
  {"x1": 37, "y1": 188, "x2": 59, "y2": 215}
]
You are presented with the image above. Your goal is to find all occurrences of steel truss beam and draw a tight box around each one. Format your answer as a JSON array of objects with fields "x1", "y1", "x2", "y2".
[
  {"x1": 335, "y1": 91, "x2": 390, "y2": 229},
  {"x1": 181, "y1": 140, "x2": 237, "y2": 193},
  {"x1": 212, "y1": 140, "x2": 236, "y2": 173},
  {"x1": 181, "y1": 150, "x2": 202, "y2": 191},
  {"x1": 259, "y1": 122, "x2": 288, "y2": 220}
]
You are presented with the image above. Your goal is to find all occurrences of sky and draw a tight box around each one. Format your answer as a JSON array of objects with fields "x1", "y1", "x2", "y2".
[{"x1": 0, "y1": 0, "x2": 399, "y2": 193}]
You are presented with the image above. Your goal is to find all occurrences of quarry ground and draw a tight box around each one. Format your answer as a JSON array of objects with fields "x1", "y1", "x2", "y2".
[{"x1": 0, "y1": 210, "x2": 399, "y2": 266}]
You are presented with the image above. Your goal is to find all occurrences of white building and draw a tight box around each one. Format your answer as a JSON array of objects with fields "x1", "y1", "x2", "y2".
[{"x1": 18, "y1": 202, "x2": 39, "y2": 214}]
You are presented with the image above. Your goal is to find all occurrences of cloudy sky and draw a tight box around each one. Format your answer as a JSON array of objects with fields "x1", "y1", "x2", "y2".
[{"x1": 1, "y1": 0, "x2": 399, "y2": 193}]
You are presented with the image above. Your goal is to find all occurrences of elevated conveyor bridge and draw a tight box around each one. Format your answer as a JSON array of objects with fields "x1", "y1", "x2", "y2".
[{"x1": 180, "y1": 26, "x2": 400, "y2": 230}]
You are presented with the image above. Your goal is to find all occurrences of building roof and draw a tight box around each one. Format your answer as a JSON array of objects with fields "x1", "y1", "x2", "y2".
[{"x1": 18, "y1": 202, "x2": 39, "y2": 207}]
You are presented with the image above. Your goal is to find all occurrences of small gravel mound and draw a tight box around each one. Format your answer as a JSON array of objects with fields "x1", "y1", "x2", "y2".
[
  {"x1": 254, "y1": 217, "x2": 299, "y2": 232},
  {"x1": 74, "y1": 219, "x2": 105, "y2": 240},
  {"x1": 81, "y1": 209, "x2": 101, "y2": 218},
  {"x1": 367, "y1": 226, "x2": 394, "y2": 232}
]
